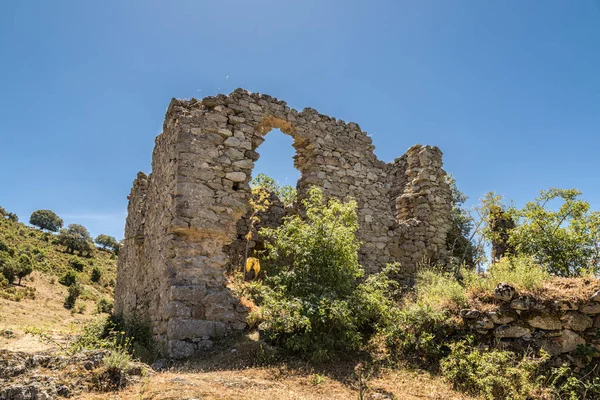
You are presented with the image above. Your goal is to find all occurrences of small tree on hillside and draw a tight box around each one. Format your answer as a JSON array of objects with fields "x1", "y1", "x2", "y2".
[
  {"x1": 15, "y1": 254, "x2": 34, "y2": 285},
  {"x1": 94, "y1": 234, "x2": 118, "y2": 251},
  {"x1": 57, "y1": 224, "x2": 94, "y2": 256},
  {"x1": 29, "y1": 209, "x2": 63, "y2": 232}
]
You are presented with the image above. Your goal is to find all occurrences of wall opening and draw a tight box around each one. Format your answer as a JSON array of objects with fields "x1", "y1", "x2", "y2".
[{"x1": 251, "y1": 128, "x2": 300, "y2": 191}]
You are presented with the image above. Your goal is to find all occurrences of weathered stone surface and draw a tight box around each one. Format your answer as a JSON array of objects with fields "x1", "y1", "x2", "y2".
[
  {"x1": 579, "y1": 303, "x2": 600, "y2": 315},
  {"x1": 510, "y1": 297, "x2": 534, "y2": 311},
  {"x1": 460, "y1": 309, "x2": 482, "y2": 319},
  {"x1": 167, "y1": 319, "x2": 227, "y2": 340},
  {"x1": 494, "y1": 324, "x2": 531, "y2": 338},
  {"x1": 591, "y1": 290, "x2": 600, "y2": 302},
  {"x1": 541, "y1": 330, "x2": 586, "y2": 355},
  {"x1": 561, "y1": 312, "x2": 593, "y2": 332},
  {"x1": 167, "y1": 340, "x2": 195, "y2": 359},
  {"x1": 526, "y1": 314, "x2": 562, "y2": 330},
  {"x1": 494, "y1": 283, "x2": 516, "y2": 302},
  {"x1": 114, "y1": 89, "x2": 454, "y2": 358},
  {"x1": 489, "y1": 310, "x2": 518, "y2": 325}
]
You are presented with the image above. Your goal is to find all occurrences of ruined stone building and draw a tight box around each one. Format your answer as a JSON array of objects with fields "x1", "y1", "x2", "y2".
[{"x1": 114, "y1": 89, "x2": 453, "y2": 358}]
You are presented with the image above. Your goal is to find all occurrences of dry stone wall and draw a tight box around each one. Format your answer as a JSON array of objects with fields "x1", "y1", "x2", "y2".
[
  {"x1": 462, "y1": 284, "x2": 600, "y2": 358},
  {"x1": 115, "y1": 88, "x2": 453, "y2": 358}
]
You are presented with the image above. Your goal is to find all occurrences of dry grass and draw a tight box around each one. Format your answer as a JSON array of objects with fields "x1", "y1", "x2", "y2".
[
  {"x1": 0, "y1": 271, "x2": 108, "y2": 352},
  {"x1": 79, "y1": 365, "x2": 475, "y2": 400}
]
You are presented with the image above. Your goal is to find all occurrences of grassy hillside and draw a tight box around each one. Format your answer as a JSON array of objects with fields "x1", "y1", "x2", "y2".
[{"x1": 0, "y1": 215, "x2": 117, "y2": 350}]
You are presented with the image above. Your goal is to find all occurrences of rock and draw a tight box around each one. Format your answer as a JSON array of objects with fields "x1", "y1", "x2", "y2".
[
  {"x1": 474, "y1": 317, "x2": 494, "y2": 330},
  {"x1": 460, "y1": 309, "x2": 482, "y2": 319},
  {"x1": 579, "y1": 303, "x2": 600, "y2": 315},
  {"x1": 527, "y1": 313, "x2": 562, "y2": 330},
  {"x1": 493, "y1": 324, "x2": 531, "y2": 338},
  {"x1": 594, "y1": 316, "x2": 600, "y2": 328},
  {"x1": 167, "y1": 319, "x2": 227, "y2": 340},
  {"x1": 224, "y1": 172, "x2": 247, "y2": 182},
  {"x1": 167, "y1": 340, "x2": 195, "y2": 359},
  {"x1": 591, "y1": 290, "x2": 600, "y2": 302},
  {"x1": 489, "y1": 310, "x2": 518, "y2": 324},
  {"x1": 151, "y1": 358, "x2": 168, "y2": 371},
  {"x1": 541, "y1": 330, "x2": 586, "y2": 355},
  {"x1": 510, "y1": 297, "x2": 534, "y2": 311},
  {"x1": 561, "y1": 312, "x2": 593, "y2": 332},
  {"x1": 494, "y1": 283, "x2": 516, "y2": 302}
]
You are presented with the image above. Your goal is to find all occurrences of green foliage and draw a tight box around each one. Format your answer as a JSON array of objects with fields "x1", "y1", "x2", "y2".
[
  {"x1": 440, "y1": 339, "x2": 543, "y2": 400},
  {"x1": 91, "y1": 266, "x2": 102, "y2": 283},
  {"x1": 384, "y1": 303, "x2": 454, "y2": 367},
  {"x1": 96, "y1": 297, "x2": 114, "y2": 314},
  {"x1": 64, "y1": 283, "x2": 81, "y2": 309},
  {"x1": 0, "y1": 238, "x2": 14, "y2": 255},
  {"x1": 29, "y1": 209, "x2": 63, "y2": 232},
  {"x1": 548, "y1": 362, "x2": 600, "y2": 400},
  {"x1": 59, "y1": 270, "x2": 77, "y2": 287},
  {"x1": 69, "y1": 256, "x2": 86, "y2": 272},
  {"x1": 465, "y1": 256, "x2": 549, "y2": 294},
  {"x1": 508, "y1": 188, "x2": 600, "y2": 276},
  {"x1": 15, "y1": 254, "x2": 34, "y2": 284},
  {"x1": 251, "y1": 187, "x2": 397, "y2": 361},
  {"x1": 57, "y1": 223, "x2": 94, "y2": 256},
  {"x1": 95, "y1": 234, "x2": 119, "y2": 251},
  {"x1": 251, "y1": 173, "x2": 297, "y2": 208},
  {"x1": 445, "y1": 175, "x2": 479, "y2": 268},
  {"x1": 1, "y1": 257, "x2": 17, "y2": 283},
  {"x1": 415, "y1": 268, "x2": 468, "y2": 311}
]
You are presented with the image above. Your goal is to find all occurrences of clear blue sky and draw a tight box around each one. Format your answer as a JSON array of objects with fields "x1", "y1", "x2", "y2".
[{"x1": 1, "y1": 0, "x2": 599, "y2": 240}]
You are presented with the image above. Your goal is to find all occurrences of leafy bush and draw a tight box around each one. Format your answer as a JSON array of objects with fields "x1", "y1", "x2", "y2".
[
  {"x1": 440, "y1": 340, "x2": 543, "y2": 400},
  {"x1": 29, "y1": 209, "x2": 63, "y2": 232},
  {"x1": 70, "y1": 257, "x2": 86, "y2": 272},
  {"x1": 384, "y1": 303, "x2": 455, "y2": 368},
  {"x1": 251, "y1": 187, "x2": 397, "y2": 362},
  {"x1": 91, "y1": 266, "x2": 102, "y2": 283},
  {"x1": 414, "y1": 268, "x2": 468, "y2": 311},
  {"x1": 59, "y1": 270, "x2": 77, "y2": 286},
  {"x1": 64, "y1": 283, "x2": 81, "y2": 309},
  {"x1": 97, "y1": 297, "x2": 113, "y2": 314},
  {"x1": 465, "y1": 256, "x2": 549, "y2": 295}
]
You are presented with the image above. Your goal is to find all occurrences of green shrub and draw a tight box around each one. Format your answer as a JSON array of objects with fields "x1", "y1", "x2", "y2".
[
  {"x1": 465, "y1": 256, "x2": 549, "y2": 294},
  {"x1": 64, "y1": 283, "x2": 81, "y2": 309},
  {"x1": 59, "y1": 270, "x2": 77, "y2": 287},
  {"x1": 91, "y1": 266, "x2": 102, "y2": 283},
  {"x1": 384, "y1": 303, "x2": 455, "y2": 368},
  {"x1": 1, "y1": 258, "x2": 17, "y2": 283},
  {"x1": 414, "y1": 268, "x2": 468, "y2": 311},
  {"x1": 252, "y1": 187, "x2": 397, "y2": 362},
  {"x1": 57, "y1": 224, "x2": 94, "y2": 255},
  {"x1": 440, "y1": 340, "x2": 543, "y2": 400},
  {"x1": 96, "y1": 298, "x2": 113, "y2": 314},
  {"x1": 70, "y1": 257, "x2": 86, "y2": 272}
]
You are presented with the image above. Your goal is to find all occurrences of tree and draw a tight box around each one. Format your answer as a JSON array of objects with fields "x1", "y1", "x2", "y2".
[
  {"x1": 29, "y1": 209, "x2": 63, "y2": 232},
  {"x1": 94, "y1": 234, "x2": 118, "y2": 251},
  {"x1": 251, "y1": 173, "x2": 297, "y2": 208},
  {"x1": 57, "y1": 224, "x2": 94, "y2": 255},
  {"x1": 508, "y1": 188, "x2": 600, "y2": 277},
  {"x1": 15, "y1": 254, "x2": 34, "y2": 285},
  {"x1": 445, "y1": 175, "x2": 479, "y2": 269}
]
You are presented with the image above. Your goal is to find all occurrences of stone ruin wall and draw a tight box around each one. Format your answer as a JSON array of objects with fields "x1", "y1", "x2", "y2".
[
  {"x1": 114, "y1": 89, "x2": 453, "y2": 358},
  {"x1": 462, "y1": 284, "x2": 600, "y2": 359}
]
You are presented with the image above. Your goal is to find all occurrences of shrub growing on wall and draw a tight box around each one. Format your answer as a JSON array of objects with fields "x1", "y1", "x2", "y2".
[{"x1": 251, "y1": 187, "x2": 397, "y2": 362}]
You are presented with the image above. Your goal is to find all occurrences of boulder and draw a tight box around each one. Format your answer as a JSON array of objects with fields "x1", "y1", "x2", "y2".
[
  {"x1": 526, "y1": 313, "x2": 562, "y2": 330},
  {"x1": 493, "y1": 324, "x2": 531, "y2": 338}
]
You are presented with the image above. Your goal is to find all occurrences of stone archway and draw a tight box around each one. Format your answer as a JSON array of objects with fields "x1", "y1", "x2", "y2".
[{"x1": 114, "y1": 89, "x2": 453, "y2": 358}]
